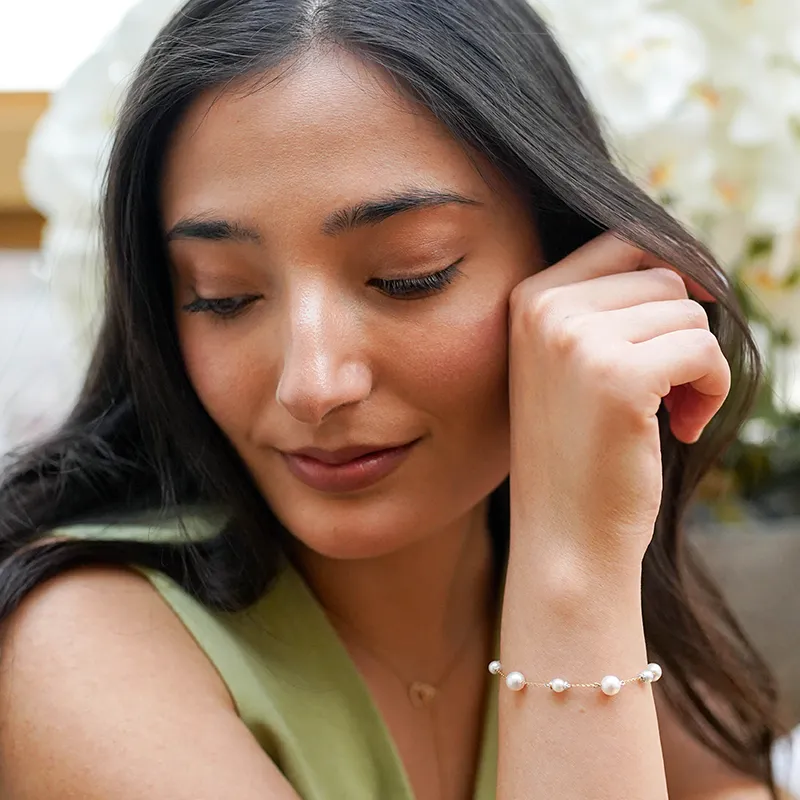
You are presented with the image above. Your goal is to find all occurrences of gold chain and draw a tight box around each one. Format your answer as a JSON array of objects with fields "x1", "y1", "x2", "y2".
[{"x1": 495, "y1": 668, "x2": 647, "y2": 689}]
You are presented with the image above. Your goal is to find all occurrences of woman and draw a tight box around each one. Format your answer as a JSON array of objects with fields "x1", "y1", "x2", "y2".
[{"x1": 0, "y1": 0, "x2": 790, "y2": 797}]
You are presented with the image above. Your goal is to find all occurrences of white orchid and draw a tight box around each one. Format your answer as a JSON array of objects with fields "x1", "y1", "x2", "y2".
[
  {"x1": 538, "y1": 2, "x2": 708, "y2": 138},
  {"x1": 22, "y1": 0, "x2": 183, "y2": 350}
]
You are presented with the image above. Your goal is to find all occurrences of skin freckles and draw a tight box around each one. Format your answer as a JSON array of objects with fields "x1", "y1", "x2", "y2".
[{"x1": 161, "y1": 48, "x2": 542, "y2": 563}]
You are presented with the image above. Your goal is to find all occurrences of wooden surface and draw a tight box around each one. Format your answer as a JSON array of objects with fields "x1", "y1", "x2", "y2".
[
  {"x1": 0, "y1": 209, "x2": 45, "y2": 249},
  {"x1": 0, "y1": 92, "x2": 49, "y2": 249}
]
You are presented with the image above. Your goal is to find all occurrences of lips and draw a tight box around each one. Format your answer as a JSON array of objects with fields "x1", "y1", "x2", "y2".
[
  {"x1": 280, "y1": 440, "x2": 419, "y2": 493},
  {"x1": 286, "y1": 444, "x2": 402, "y2": 465}
]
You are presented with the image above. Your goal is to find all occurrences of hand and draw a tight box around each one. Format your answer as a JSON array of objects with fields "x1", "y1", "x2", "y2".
[{"x1": 507, "y1": 232, "x2": 731, "y2": 572}]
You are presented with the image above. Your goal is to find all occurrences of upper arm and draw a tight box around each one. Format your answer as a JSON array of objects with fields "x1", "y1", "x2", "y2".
[
  {"x1": 655, "y1": 688, "x2": 774, "y2": 800},
  {"x1": 0, "y1": 565, "x2": 299, "y2": 800}
]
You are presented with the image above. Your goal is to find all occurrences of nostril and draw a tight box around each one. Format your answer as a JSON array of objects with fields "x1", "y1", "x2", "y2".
[
  {"x1": 275, "y1": 383, "x2": 328, "y2": 426},
  {"x1": 275, "y1": 360, "x2": 372, "y2": 425}
]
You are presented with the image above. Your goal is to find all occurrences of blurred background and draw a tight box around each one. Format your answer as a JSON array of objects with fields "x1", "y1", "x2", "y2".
[
  {"x1": 0, "y1": 0, "x2": 798, "y2": 790},
  {"x1": 0, "y1": 0, "x2": 144, "y2": 453}
]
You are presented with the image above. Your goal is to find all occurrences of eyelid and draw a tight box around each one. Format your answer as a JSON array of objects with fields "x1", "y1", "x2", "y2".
[
  {"x1": 371, "y1": 257, "x2": 465, "y2": 298},
  {"x1": 181, "y1": 293, "x2": 260, "y2": 318},
  {"x1": 179, "y1": 256, "x2": 465, "y2": 316}
]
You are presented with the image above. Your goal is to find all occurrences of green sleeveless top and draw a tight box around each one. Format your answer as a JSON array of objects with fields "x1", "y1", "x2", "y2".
[{"x1": 59, "y1": 515, "x2": 500, "y2": 799}]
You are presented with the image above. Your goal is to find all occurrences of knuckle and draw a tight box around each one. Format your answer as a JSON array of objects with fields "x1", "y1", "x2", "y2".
[
  {"x1": 549, "y1": 315, "x2": 589, "y2": 355},
  {"x1": 513, "y1": 286, "x2": 563, "y2": 330},
  {"x1": 692, "y1": 328, "x2": 721, "y2": 355},
  {"x1": 532, "y1": 287, "x2": 564, "y2": 317},
  {"x1": 678, "y1": 298, "x2": 710, "y2": 329},
  {"x1": 650, "y1": 267, "x2": 687, "y2": 297}
]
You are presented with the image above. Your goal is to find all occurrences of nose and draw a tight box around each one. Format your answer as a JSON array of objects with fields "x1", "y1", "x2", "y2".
[{"x1": 275, "y1": 286, "x2": 373, "y2": 425}]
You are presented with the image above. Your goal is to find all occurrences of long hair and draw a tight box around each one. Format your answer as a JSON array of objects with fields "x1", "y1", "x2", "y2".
[{"x1": 0, "y1": 0, "x2": 786, "y2": 790}]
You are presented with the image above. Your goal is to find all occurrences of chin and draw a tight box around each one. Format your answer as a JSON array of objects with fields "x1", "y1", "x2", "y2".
[
  {"x1": 263, "y1": 487, "x2": 447, "y2": 562},
  {"x1": 285, "y1": 511, "x2": 433, "y2": 561},
  {"x1": 295, "y1": 531, "x2": 419, "y2": 561}
]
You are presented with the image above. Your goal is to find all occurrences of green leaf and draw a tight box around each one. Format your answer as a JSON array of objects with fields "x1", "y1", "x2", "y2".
[{"x1": 746, "y1": 236, "x2": 774, "y2": 259}]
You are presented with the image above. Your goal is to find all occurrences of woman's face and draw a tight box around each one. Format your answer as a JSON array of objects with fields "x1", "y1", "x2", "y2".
[{"x1": 162, "y1": 49, "x2": 542, "y2": 559}]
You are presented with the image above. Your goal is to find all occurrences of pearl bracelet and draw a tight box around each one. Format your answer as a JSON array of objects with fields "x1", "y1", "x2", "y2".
[{"x1": 488, "y1": 660, "x2": 663, "y2": 696}]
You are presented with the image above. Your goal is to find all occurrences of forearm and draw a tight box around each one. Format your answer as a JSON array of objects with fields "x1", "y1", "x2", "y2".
[{"x1": 495, "y1": 535, "x2": 667, "y2": 800}]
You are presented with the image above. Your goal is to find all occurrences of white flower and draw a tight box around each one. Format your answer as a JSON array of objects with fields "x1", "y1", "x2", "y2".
[
  {"x1": 36, "y1": 212, "x2": 106, "y2": 352},
  {"x1": 673, "y1": 0, "x2": 800, "y2": 68},
  {"x1": 740, "y1": 229, "x2": 800, "y2": 335},
  {"x1": 729, "y1": 67, "x2": 800, "y2": 148},
  {"x1": 22, "y1": 0, "x2": 183, "y2": 342},
  {"x1": 738, "y1": 229, "x2": 800, "y2": 412},
  {"x1": 536, "y1": 3, "x2": 708, "y2": 137},
  {"x1": 0, "y1": 254, "x2": 85, "y2": 451},
  {"x1": 23, "y1": 0, "x2": 179, "y2": 216},
  {"x1": 22, "y1": 51, "x2": 118, "y2": 220},
  {"x1": 536, "y1": 0, "x2": 800, "y2": 256},
  {"x1": 614, "y1": 97, "x2": 716, "y2": 219}
]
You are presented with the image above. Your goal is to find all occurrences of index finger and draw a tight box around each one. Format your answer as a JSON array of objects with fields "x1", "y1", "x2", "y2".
[{"x1": 535, "y1": 231, "x2": 717, "y2": 303}]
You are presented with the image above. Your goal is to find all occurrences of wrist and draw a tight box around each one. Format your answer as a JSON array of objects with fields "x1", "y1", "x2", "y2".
[
  {"x1": 506, "y1": 535, "x2": 643, "y2": 617},
  {"x1": 501, "y1": 545, "x2": 648, "y2": 674},
  {"x1": 508, "y1": 516, "x2": 647, "y2": 586}
]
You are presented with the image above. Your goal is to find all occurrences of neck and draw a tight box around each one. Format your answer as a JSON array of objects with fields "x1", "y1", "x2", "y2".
[{"x1": 291, "y1": 501, "x2": 497, "y2": 679}]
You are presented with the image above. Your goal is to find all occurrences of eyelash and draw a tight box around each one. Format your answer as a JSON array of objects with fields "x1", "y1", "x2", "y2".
[
  {"x1": 181, "y1": 295, "x2": 259, "y2": 319},
  {"x1": 181, "y1": 258, "x2": 465, "y2": 318},
  {"x1": 370, "y1": 258, "x2": 465, "y2": 298}
]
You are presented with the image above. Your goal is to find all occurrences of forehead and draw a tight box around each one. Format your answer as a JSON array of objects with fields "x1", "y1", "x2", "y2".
[{"x1": 160, "y1": 48, "x2": 501, "y2": 228}]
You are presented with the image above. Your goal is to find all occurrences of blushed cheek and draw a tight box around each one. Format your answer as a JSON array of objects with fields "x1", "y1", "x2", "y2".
[
  {"x1": 179, "y1": 329, "x2": 273, "y2": 439},
  {"x1": 400, "y1": 297, "x2": 511, "y2": 420}
]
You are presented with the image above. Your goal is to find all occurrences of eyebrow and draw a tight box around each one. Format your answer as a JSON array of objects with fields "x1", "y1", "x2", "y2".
[
  {"x1": 166, "y1": 217, "x2": 262, "y2": 244},
  {"x1": 165, "y1": 188, "x2": 482, "y2": 244},
  {"x1": 321, "y1": 188, "x2": 482, "y2": 235}
]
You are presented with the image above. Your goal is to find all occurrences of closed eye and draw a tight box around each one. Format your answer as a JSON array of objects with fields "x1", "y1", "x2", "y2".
[
  {"x1": 181, "y1": 294, "x2": 260, "y2": 318},
  {"x1": 370, "y1": 258, "x2": 465, "y2": 299}
]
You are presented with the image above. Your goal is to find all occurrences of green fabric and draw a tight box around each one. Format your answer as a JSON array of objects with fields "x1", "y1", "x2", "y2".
[{"x1": 59, "y1": 516, "x2": 499, "y2": 799}]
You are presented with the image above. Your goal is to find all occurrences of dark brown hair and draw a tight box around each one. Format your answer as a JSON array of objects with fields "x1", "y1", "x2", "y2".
[{"x1": 0, "y1": 0, "x2": 786, "y2": 792}]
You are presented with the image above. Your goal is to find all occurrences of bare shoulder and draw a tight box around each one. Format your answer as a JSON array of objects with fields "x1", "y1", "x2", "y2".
[{"x1": 0, "y1": 565, "x2": 298, "y2": 800}]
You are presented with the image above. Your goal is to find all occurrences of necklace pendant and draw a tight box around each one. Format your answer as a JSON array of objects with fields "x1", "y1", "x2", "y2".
[{"x1": 409, "y1": 681, "x2": 437, "y2": 708}]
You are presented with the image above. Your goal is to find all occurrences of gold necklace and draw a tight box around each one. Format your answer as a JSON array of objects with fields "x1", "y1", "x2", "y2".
[
  {"x1": 329, "y1": 609, "x2": 493, "y2": 800},
  {"x1": 333, "y1": 619, "x2": 478, "y2": 800},
  {"x1": 330, "y1": 614, "x2": 478, "y2": 709}
]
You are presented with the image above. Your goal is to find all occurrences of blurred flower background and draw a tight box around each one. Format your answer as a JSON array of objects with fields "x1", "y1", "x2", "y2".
[{"x1": 0, "y1": 0, "x2": 798, "y2": 791}]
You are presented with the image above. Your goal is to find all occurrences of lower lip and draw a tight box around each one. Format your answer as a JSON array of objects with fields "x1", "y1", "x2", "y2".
[{"x1": 281, "y1": 441, "x2": 418, "y2": 494}]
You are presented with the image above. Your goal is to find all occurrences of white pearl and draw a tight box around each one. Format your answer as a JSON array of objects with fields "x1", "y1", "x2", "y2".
[
  {"x1": 639, "y1": 669, "x2": 655, "y2": 683},
  {"x1": 647, "y1": 663, "x2": 662, "y2": 682},
  {"x1": 600, "y1": 675, "x2": 622, "y2": 696},
  {"x1": 505, "y1": 671, "x2": 526, "y2": 691},
  {"x1": 549, "y1": 678, "x2": 569, "y2": 693},
  {"x1": 488, "y1": 660, "x2": 502, "y2": 675}
]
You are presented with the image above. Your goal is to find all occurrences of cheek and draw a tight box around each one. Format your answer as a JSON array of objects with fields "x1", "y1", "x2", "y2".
[
  {"x1": 397, "y1": 295, "x2": 510, "y2": 419},
  {"x1": 178, "y1": 323, "x2": 274, "y2": 438}
]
